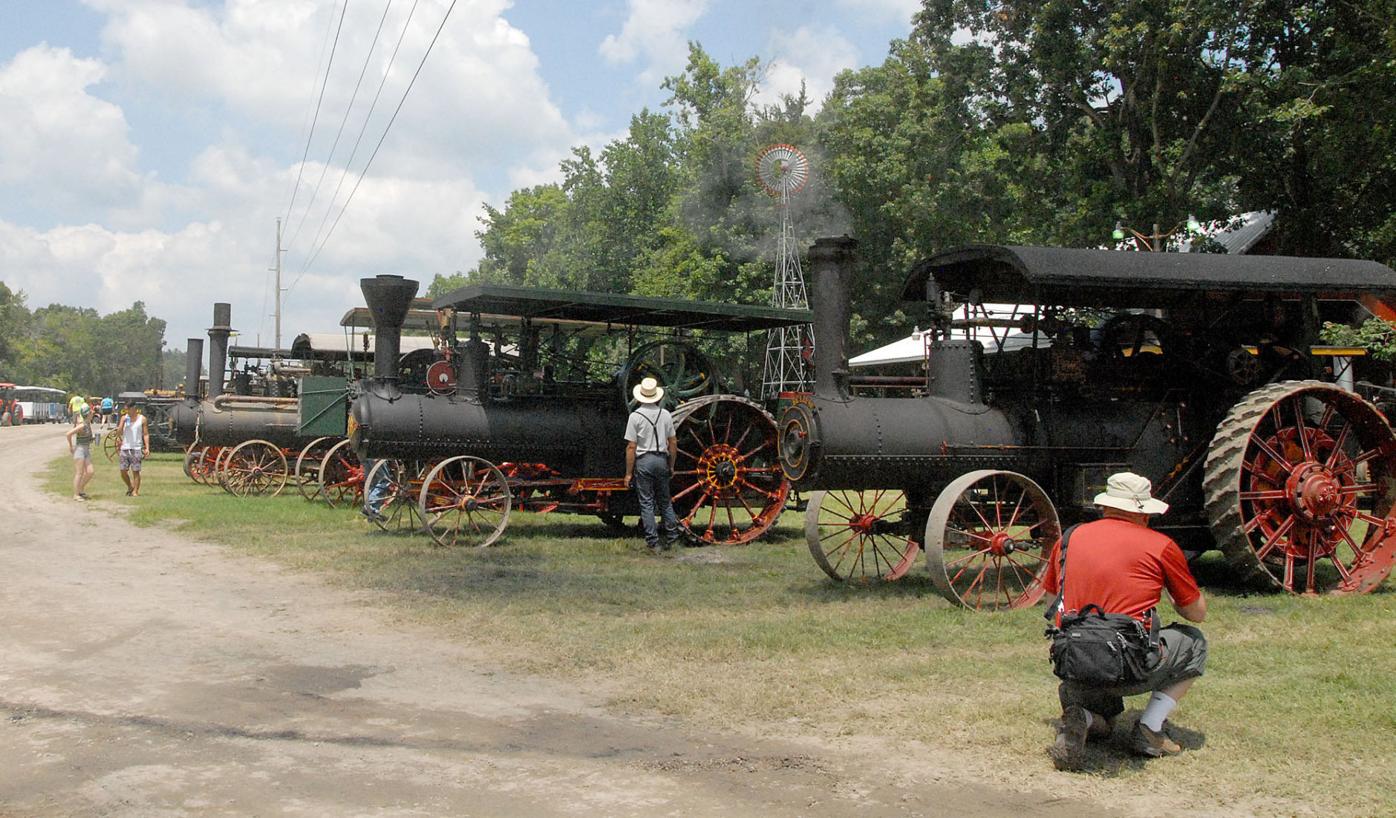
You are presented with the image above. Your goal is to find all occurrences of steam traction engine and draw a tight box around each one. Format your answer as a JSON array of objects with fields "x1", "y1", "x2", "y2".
[
  {"x1": 348, "y1": 275, "x2": 806, "y2": 546},
  {"x1": 168, "y1": 303, "x2": 324, "y2": 497},
  {"x1": 779, "y1": 237, "x2": 1396, "y2": 608}
]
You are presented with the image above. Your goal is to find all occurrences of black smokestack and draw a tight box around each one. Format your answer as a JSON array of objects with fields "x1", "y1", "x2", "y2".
[
  {"x1": 359, "y1": 275, "x2": 420, "y2": 382},
  {"x1": 809, "y1": 236, "x2": 857, "y2": 397},
  {"x1": 207, "y1": 303, "x2": 232, "y2": 399},
  {"x1": 184, "y1": 337, "x2": 204, "y2": 398}
]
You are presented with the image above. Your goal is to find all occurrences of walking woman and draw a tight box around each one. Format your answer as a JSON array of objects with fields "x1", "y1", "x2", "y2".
[{"x1": 65, "y1": 404, "x2": 96, "y2": 501}]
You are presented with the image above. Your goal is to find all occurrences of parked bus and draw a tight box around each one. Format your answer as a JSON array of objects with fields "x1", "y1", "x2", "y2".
[{"x1": 6, "y1": 386, "x2": 67, "y2": 424}]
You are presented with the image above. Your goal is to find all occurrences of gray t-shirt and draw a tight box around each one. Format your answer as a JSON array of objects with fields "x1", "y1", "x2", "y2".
[{"x1": 624, "y1": 405, "x2": 676, "y2": 454}]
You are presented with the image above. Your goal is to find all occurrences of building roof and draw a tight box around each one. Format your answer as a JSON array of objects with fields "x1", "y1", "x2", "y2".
[
  {"x1": 431, "y1": 283, "x2": 812, "y2": 332},
  {"x1": 902, "y1": 245, "x2": 1396, "y2": 307},
  {"x1": 291, "y1": 332, "x2": 437, "y2": 359}
]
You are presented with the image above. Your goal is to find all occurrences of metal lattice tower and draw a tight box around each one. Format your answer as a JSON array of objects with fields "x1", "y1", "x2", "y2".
[{"x1": 757, "y1": 144, "x2": 814, "y2": 399}]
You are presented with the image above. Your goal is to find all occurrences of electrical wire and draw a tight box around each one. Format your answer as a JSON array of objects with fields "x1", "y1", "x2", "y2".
[
  {"x1": 285, "y1": 0, "x2": 396, "y2": 252},
  {"x1": 299, "y1": 0, "x2": 421, "y2": 271},
  {"x1": 282, "y1": 0, "x2": 351, "y2": 235},
  {"x1": 285, "y1": 0, "x2": 458, "y2": 300}
]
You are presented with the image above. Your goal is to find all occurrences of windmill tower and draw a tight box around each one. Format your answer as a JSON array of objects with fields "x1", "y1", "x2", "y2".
[{"x1": 757, "y1": 143, "x2": 814, "y2": 399}]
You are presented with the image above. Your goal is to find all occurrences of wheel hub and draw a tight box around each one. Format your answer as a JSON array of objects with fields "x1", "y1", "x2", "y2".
[
  {"x1": 988, "y1": 531, "x2": 1016, "y2": 556},
  {"x1": 699, "y1": 444, "x2": 742, "y2": 491},
  {"x1": 1286, "y1": 463, "x2": 1343, "y2": 522},
  {"x1": 849, "y1": 513, "x2": 877, "y2": 535}
]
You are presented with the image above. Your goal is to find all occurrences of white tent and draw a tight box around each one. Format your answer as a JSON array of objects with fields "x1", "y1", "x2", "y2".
[{"x1": 849, "y1": 329, "x2": 931, "y2": 368}]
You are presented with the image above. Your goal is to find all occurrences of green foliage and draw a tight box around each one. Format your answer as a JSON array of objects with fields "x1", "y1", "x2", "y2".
[
  {"x1": 0, "y1": 285, "x2": 167, "y2": 395},
  {"x1": 1321, "y1": 318, "x2": 1396, "y2": 361}
]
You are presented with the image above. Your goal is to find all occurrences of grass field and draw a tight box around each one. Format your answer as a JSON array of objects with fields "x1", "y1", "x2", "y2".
[{"x1": 48, "y1": 451, "x2": 1396, "y2": 817}]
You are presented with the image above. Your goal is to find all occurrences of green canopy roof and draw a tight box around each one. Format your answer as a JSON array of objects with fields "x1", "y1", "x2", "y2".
[{"x1": 430, "y1": 283, "x2": 811, "y2": 332}]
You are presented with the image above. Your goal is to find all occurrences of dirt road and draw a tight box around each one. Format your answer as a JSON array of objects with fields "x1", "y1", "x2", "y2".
[{"x1": 0, "y1": 425, "x2": 1112, "y2": 816}]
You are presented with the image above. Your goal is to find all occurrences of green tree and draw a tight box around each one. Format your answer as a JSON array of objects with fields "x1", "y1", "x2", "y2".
[
  {"x1": 0, "y1": 281, "x2": 31, "y2": 371},
  {"x1": 1230, "y1": 1, "x2": 1396, "y2": 263}
]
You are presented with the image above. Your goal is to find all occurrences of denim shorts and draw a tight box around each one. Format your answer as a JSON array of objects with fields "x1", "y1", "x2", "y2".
[{"x1": 73, "y1": 443, "x2": 91, "y2": 461}]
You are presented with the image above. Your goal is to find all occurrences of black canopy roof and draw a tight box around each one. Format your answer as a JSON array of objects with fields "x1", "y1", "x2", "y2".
[
  {"x1": 902, "y1": 245, "x2": 1396, "y2": 307},
  {"x1": 431, "y1": 283, "x2": 812, "y2": 332}
]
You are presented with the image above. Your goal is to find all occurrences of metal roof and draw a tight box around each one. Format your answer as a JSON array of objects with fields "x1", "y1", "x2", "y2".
[
  {"x1": 902, "y1": 245, "x2": 1396, "y2": 307},
  {"x1": 292, "y1": 332, "x2": 437, "y2": 359},
  {"x1": 431, "y1": 283, "x2": 812, "y2": 332},
  {"x1": 337, "y1": 306, "x2": 441, "y2": 331}
]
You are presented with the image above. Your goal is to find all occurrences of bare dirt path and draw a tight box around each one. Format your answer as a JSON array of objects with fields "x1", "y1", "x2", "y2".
[{"x1": 0, "y1": 425, "x2": 1113, "y2": 817}]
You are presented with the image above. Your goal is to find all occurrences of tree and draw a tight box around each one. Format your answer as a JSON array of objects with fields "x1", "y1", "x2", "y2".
[
  {"x1": 909, "y1": 0, "x2": 1254, "y2": 247},
  {"x1": 0, "y1": 281, "x2": 30, "y2": 370},
  {"x1": 1229, "y1": 1, "x2": 1396, "y2": 263}
]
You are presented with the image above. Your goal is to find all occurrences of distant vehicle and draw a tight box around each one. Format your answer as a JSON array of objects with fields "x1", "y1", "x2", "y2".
[{"x1": 2, "y1": 385, "x2": 66, "y2": 424}]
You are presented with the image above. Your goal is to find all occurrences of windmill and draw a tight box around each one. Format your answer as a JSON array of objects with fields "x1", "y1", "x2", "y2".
[{"x1": 756, "y1": 143, "x2": 814, "y2": 399}]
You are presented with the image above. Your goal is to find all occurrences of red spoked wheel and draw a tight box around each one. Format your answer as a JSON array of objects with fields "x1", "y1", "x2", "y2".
[
  {"x1": 364, "y1": 459, "x2": 429, "y2": 534},
  {"x1": 670, "y1": 395, "x2": 789, "y2": 544},
  {"x1": 294, "y1": 436, "x2": 339, "y2": 502},
  {"x1": 182, "y1": 445, "x2": 202, "y2": 481},
  {"x1": 804, "y1": 489, "x2": 920, "y2": 582},
  {"x1": 220, "y1": 440, "x2": 289, "y2": 498},
  {"x1": 924, "y1": 470, "x2": 1058, "y2": 611},
  {"x1": 192, "y1": 446, "x2": 223, "y2": 485},
  {"x1": 1204, "y1": 380, "x2": 1396, "y2": 594},
  {"x1": 417, "y1": 456, "x2": 511, "y2": 547},
  {"x1": 317, "y1": 438, "x2": 365, "y2": 509}
]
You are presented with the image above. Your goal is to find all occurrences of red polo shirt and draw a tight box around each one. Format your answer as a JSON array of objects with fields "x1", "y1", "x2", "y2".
[{"x1": 1042, "y1": 518, "x2": 1201, "y2": 623}]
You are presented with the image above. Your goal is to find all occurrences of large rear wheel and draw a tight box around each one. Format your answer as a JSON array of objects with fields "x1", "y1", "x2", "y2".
[
  {"x1": 670, "y1": 395, "x2": 789, "y2": 544},
  {"x1": 318, "y1": 439, "x2": 365, "y2": 509},
  {"x1": 221, "y1": 440, "x2": 289, "y2": 498},
  {"x1": 1204, "y1": 380, "x2": 1396, "y2": 594}
]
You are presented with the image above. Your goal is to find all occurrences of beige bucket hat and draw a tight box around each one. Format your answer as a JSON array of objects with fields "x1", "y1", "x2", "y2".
[
  {"x1": 1094, "y1": 472, "x2": 1169, "y2": 515},
  {"x1": 632, "y1": 376, "x2": 665, "y2": 404}
]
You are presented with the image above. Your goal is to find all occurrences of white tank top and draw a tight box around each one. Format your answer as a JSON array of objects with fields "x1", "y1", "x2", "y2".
[{"x1": 121, "y1": 415, "x2": 146, "y2": 450}]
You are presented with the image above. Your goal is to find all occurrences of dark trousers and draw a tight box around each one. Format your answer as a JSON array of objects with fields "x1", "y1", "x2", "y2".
[{"x1": 634, "y1": 453, "x2": 678, "y2": 546}]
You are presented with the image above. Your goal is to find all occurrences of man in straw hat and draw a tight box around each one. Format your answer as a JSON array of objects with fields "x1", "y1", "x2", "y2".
[
  {"x1": 1043, "y1": 471, "x2": 1208, "y2": 770},
  {"x1": 623, "y1": 376, "x2": 680, "y2": 551}
]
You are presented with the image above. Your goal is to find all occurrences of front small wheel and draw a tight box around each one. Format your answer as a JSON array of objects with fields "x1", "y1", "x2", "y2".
[
  {"x1": 804, "y1": 489, "x2": 920, "y2": 582},
  {"x1": 924, "y1": 470, "x2": 1057, "y2": 611},
  {"x1": 318, "y1": 439, "x2": 364, "y2": 508},
  {"x1": 417, "y1": 456, "x2": 512, "y2": 547}
]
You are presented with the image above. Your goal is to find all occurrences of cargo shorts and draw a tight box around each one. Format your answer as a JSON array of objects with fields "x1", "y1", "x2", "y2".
[
  {"x1": 118, "y1": 448, "x2": 145, "y2": 472},
  {"x1": 1059, "y1": 623, "x2": 1207, "y2": 719}
]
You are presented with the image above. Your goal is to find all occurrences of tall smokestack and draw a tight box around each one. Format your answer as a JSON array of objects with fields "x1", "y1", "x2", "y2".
[
  {"x1": 184, "y1": 338, "x2": 204, "y2": 398},
  {"x1": 809, "y1": 236, "x2": 857, "y2": 397},
  {"x1": 207, "y1": 303, "x2": 232, "y2": 399},
  {"x1": 359, "y1": 275, "x2": 420, "y2": 383}
]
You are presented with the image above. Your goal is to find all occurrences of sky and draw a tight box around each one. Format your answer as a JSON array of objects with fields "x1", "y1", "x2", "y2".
[{"x1": 0, "y1": 0, "x2": 918, "y2": 349}]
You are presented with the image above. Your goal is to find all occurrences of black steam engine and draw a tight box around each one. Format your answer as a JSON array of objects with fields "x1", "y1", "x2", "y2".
[
  {"x1": 347, "y1": 274, "x2": 804, "y2": 546},
  {"x1": 168, "y1": 303, "x2": 320, "y2": 497},
  {"x1": 779, "y1": 237, "x2": 1396, "y2": 607}
]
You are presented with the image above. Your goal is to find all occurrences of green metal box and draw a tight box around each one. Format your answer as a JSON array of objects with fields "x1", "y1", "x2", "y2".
[{"x1": 298, "y1": 376, "x2": 348, "y2": 437}]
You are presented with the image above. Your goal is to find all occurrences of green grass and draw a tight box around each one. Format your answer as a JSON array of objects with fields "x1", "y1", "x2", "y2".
[{"x1": 47, "y1": 452, "x2": 1396, "y2": 816}]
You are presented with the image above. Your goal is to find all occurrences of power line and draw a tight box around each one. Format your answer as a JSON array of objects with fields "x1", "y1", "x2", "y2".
[
  {"x1": 280, "y1": 6, "x2": 340, "y2": 213},
  {"x1": 286, "y1": 0, "x2": 458, "y2": 300},
  {"x1": 282, "y1": 0, "x2": 351, "y2": 234},
  {"x1": 285, "y1": 0, "x2": 397, "y2": 252},
  {"x1": 300, "y1": 0, "x2": 421, "y2": 268}
]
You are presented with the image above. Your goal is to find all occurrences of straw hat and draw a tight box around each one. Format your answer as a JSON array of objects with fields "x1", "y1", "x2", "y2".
[
  {"x1": 1094, "y1": 472, "x2": 1169, "y2": 515},
  {"x1": 632, "y1": 376, "x2": 665, "y2": 405}
]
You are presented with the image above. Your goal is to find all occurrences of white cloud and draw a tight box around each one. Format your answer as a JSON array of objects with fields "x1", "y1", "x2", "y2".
[
  {"x1": 834, "y1": 0, "x2": 921, "y2": 23},
  {"x1": 0, "y1": 1, "x2": 591, "y2": 345},
  {"x1": 0, "y1": 45, "x2": 144, "y2": 219},
  {"x1": 598, "y1": 0, "x2": 708, "y2": 85},
  {"x1": 751, "y1": 26, "x2": 860, "y2": 114}
]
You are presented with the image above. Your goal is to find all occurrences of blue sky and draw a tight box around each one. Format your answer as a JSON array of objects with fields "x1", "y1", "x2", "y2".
[{"x1": 0, "y1": 0, "x2": 916, "y2": 346}]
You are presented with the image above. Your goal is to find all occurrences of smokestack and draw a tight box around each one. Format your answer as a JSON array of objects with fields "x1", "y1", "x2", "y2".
[
  {"x1": 184, "y1": 338, "x2": 204, "y2": 398},
  {"x1": 207, "y1": 303, "x2": 232, "y2": 399},
  {"x1": 359, "y1": 275, "x2": 420, "y2": 383},
  {"x1": 809, "y1": 236, "x2": 858, "y2": 397}
]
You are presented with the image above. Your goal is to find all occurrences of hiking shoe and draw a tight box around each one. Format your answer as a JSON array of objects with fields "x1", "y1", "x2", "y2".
[
  {"x1": 1049, "y1": 705, "x2": 1090, "y2": 771},
  {"x1": 1130, "y1": 722, "x2": 1182, "y2": 758}
]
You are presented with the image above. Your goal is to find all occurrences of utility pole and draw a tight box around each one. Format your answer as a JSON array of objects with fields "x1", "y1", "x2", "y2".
[{"x1": 272, "y1": 218, "x2": 285, "y2": 349}]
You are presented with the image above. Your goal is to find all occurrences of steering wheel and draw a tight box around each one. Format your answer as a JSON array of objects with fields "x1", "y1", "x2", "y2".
[{"x1": 619, "y1": 339, "x2": 719, "y2": 411}]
